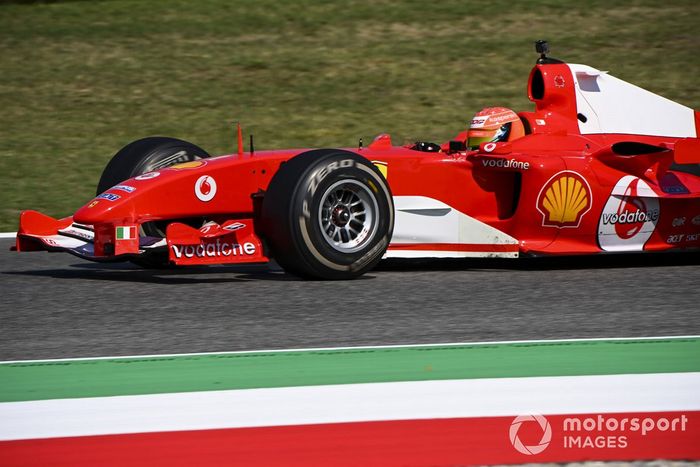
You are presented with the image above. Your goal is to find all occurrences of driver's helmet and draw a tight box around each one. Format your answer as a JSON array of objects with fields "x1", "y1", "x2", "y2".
[{"x1": 467, "y1": 107, "x2": 525, "y2": 150}]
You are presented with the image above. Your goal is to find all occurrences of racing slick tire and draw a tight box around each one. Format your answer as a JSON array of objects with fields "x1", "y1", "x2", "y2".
[
  {"x1": 261, "y1": 149, "x2": 394, "y2": 280},
  {"x1": 97, "y1": 137, "x2": 210, "y2": 268},
  {"x1": 97, "y1": 137, "x2": 210, "y2": 194}
]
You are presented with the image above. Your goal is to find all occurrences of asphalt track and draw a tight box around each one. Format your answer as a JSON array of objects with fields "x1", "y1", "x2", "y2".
[{"x1": 1, "y1": 237, "x2": 700, "y2": 360}]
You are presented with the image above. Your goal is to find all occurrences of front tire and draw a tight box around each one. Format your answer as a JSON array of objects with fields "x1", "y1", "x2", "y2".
[
  {"x1": 261, "y1": 149, "x2": 393, "y2": 279},
  {"x1": 97, "y1": 136, "x2": 210, "y2": 195},
  {"x1": 97, "y1": 137, "x2": 210, "y2": 268}
]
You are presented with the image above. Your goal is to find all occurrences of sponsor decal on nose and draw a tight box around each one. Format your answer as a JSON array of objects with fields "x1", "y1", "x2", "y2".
[
  {"x1": 195, "y1": 175, "x2": 217, "y2": 202},
  {"x1": 97, "y1": 193, "x2": 121, "y2": 202},
  {"x1": 170, "y1": 160, "x2": 206, "y2": 170},
  {"x1": 111, "y1": 185, "x2": 136, "y2": 193},
  {"x1": 135, "y1": 172, "x2": 160, "y2": 180}
]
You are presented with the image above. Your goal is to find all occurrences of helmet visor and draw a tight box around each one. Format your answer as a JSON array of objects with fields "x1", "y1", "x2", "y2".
[
  {"x1": 467, "y1": 129, "x2": 498, "y2": 150},
  {"x1": 467, "y1": 123, "x2": 511, "y2": 150}
]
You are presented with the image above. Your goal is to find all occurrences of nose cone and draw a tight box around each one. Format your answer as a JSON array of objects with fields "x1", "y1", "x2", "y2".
[{"x1": 73, "y1": 191, "x2": 134, "y2": 225}]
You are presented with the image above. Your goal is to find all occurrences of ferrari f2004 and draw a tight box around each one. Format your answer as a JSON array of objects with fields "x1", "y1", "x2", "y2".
[{"x1": 14, "y1": 43, "x2": 700, "y2": 279}]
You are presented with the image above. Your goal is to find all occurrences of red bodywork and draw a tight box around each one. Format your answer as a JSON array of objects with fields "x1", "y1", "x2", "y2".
[{"x1": 15, "y1": 60, "x2": 700, "y2": 266}]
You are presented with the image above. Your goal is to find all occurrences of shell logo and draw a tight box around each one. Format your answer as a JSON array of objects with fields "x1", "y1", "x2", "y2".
[
  {"x1": 537, "y1": 171, "x2": 592, "y2": 228},
  {"x1": 170, "y1": 160, "x2": 206, "y2": 170},
  {"x1": 372, "y1": 161, "x2": 388, "y2": 179}
]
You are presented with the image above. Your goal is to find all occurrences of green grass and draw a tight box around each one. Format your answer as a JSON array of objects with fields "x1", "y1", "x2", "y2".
[{"x1": 1, "y1": 0, "x2": 698, "y2": 231}]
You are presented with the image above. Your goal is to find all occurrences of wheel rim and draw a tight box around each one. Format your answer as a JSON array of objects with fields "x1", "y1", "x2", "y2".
[{"x1": 318, "y1": 180, "x2": 379, "y2": 253}]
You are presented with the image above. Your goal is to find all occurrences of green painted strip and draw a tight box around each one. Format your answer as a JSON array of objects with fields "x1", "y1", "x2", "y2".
[{"x1": 1, "y1": 338, "x2": 699, "y2": 402}]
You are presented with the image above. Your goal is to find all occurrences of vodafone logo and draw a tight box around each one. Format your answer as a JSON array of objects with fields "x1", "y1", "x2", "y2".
[
  {"x1": 483, "y1": 142, "x2": 497, "y2": 152},
  {"x1": 598, "y1": 176, "x2": 659, "y2": 252},
  {"x1": 509, "y1": 415, "x2": 552, "y2": 455},
  {"x1": 481, "y1": 157, "x2": 530, "y2": 170},
  {"x1": 195, "y1": 175, "x2": 217, "y2": 202},
  {"x1": 171, "y1": 240, "x2": 256, "y2": 259}
]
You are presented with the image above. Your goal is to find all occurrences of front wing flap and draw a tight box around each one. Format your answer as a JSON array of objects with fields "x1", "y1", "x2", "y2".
[
  {"x1": 14, "y1": 210, "x2": 163, "y2": 262},
  {"x1": 166, "y1": 220, "x2": 268, "y2": 265},
  {"x1": 14, "y1": 210, "x2": 269, "y2": 266}
]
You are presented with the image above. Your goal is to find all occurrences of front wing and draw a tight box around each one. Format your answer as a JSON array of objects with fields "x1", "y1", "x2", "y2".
[{"x1": 14, "y1": 210, "x2": 269, "y2": 266}]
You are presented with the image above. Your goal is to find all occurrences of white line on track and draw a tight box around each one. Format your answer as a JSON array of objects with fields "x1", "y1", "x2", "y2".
[
  {"x1": 2, "y1": 372, "x2": 698, "y2": 440},
  {"x1": 1, "y1": 335, "x2": 698, "y2": 365},
  {"x1": 0, "y1": 232, "x2": 16, "y2": 239}
]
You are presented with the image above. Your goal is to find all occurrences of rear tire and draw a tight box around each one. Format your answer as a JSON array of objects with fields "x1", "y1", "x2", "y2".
[
  {"x1": 261, "y1": 149, "x2": 393, "y2": 279},
  {"x1": 97, "y1": 137, "x2": 210, "y2": 268}
]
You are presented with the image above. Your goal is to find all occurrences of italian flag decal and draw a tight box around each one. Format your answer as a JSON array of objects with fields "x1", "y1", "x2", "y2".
[
  {"x1": 1, "y1": 337, "x2": 698, "y2": 466},
  {"x1": 115, "y1": 226, "x2": 135, "y2": 240}
]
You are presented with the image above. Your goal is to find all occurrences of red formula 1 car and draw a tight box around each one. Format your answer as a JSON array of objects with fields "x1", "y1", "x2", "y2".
[{"x1": 14, "y1": 42, "x2": 700, "y2": 279}]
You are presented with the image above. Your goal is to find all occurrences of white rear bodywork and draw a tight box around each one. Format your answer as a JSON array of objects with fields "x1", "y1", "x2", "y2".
[{"x1": 570, "y1": 64, "x2": 697, "y2": 138}]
